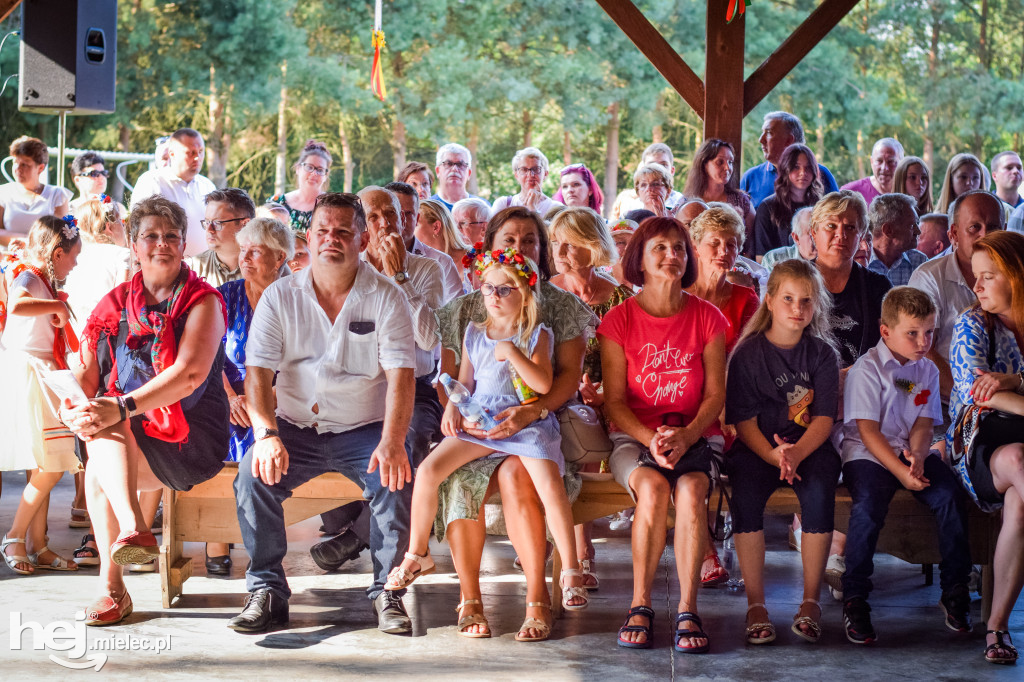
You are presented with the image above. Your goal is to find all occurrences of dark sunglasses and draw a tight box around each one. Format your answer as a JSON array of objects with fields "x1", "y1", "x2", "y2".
[{"x1": 79, "y1": 170, "x2": 109, "y2": 178}]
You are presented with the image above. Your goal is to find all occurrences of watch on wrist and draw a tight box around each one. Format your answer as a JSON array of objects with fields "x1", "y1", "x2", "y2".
[
  {"x1": 393, "y1": 270, "x2": 409, "y2": 284},
  {"x1": 123, "y1": 395, "x2": 138, "y2": 418},
  {"x1": 255, "y1": 426, "x2": 280, "y2": 441}
]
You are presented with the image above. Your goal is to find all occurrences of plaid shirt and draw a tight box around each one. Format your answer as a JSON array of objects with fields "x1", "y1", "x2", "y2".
[{"x1": 866, "y1": 248, "x2": 928, "y2": 286}]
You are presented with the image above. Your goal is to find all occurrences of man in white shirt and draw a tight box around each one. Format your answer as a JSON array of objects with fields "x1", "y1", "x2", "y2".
[
  {"x1": 231, "y1": 192, "x2": 417, "y2": 635},
  {"x1": 908, "y1": 190, "x2": 1004, "y2": 402},
  {"x1": 385, "y1": 181, "x2": 463, "y2": 302},
  {"x1": 130, "y1": 128, "x2": 216, "y2": 257}
]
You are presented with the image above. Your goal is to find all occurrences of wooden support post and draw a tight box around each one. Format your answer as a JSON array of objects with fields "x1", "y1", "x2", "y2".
[
  {"x1": 704, "y1": 0, "x2": 745, "y2": 168},
  {"x1": 594, "y1": 0, "x2": 705, "y2": 118}
]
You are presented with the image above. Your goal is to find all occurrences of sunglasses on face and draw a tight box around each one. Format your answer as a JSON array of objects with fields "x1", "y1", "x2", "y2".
[
  {"x1": 79, "y1": 170, "x2": 109, "y2": 178},
  {"x1": 480, "y1": 282, "x2": 519, "y2": 298}
]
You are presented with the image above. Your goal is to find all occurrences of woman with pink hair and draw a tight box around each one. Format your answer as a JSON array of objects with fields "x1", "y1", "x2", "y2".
[{"x1": 554, "y1": 163, "x2": 604, "y2": 214}]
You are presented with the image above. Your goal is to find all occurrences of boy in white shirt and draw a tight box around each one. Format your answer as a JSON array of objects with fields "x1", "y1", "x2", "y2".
[{"x1": 840, "y1": 287, "x2": 972, "y2": 644}]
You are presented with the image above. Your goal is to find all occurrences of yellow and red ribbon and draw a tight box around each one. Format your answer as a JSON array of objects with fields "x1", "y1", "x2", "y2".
[{"x1": 370, "y1": 0, "x2": 386, "y2": 101}]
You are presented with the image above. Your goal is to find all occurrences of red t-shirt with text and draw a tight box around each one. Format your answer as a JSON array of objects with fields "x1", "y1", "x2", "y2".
[{"x1": 598, "y1": 295, "x2": 727, "y2": 437}]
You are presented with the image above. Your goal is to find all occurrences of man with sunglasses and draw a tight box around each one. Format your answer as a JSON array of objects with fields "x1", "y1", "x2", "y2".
[
  {"x1": 70, "y1": 152, "x2": 110, "y2": 213},
  {"x1": 430, "y1": 142, "x2": 479, "y2": 211},
  {"x1": 185, "y1": 188, "x2": 256, "y2": 287},
  {"x1": 131, "y1": 128, "x2": 216, "y2": 256}
]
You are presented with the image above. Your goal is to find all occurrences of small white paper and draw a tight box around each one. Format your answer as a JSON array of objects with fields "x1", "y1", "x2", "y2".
[{"x1": 36, "y1": 366, "x2": 89, "y2": 406}]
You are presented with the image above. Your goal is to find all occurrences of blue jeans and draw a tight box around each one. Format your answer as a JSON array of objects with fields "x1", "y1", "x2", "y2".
[
  {"x1": 842, "y1": 454, "x2": 971, "y2": 600},
  {"x1": 234, "y1": 419, "x2": 413, "y2": 601}
]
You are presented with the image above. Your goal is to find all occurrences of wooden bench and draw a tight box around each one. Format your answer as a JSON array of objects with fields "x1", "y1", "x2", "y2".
[{"x1": 160, "y1": 466, "x2": 1000, "y2": 621}]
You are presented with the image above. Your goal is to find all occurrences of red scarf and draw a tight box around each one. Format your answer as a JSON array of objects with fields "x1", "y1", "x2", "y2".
[
  {"x1": 10, "y1": 263, "x2": 80, "y2": 370},
  {"x1": 82, "y1": 264, "x2": 225, "y2": 443}
]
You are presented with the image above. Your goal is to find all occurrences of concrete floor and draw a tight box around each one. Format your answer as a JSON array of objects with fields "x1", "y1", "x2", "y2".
[{"x1": 0, "y1": 470, "x2": 1020, "y2": 681}]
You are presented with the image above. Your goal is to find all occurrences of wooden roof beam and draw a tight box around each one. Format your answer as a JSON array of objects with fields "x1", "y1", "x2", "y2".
[
  {"x1": 595, "y1": 0, "x2": 705, "y2": 119},
  {"x1": 0, "y1": 0, "x2": 21, "y2": 23},
  {"x1": 743, "y1": 0, "x2": 862, "y2": 116}
]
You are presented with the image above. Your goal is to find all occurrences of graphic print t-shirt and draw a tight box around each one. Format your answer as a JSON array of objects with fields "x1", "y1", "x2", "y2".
[
  {"x1": 597, "y1": 295, "x2": 727, "y2": 437},
  {"x1": 726, "y1": 333, "x2": 840, "y2": 445}
]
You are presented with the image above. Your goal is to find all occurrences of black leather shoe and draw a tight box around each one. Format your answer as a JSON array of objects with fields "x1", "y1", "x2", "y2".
[
  {"x1": 373, "y1": 591, "x2": 412, "y2": 634},
  {"x1": 206, "y1": 552, "x2": 232, "y2": 576},
  {"x1": 228, "y1": 588, "x2": 288, "y2": 633},
  {"x1": 310, "y1": 529, "x2": 368, "y2": 572}
]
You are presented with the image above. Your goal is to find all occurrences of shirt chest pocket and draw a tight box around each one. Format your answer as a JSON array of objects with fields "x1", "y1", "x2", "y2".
[{"x1": 343, "y1": 328, "x2": 379, "y2": 378}]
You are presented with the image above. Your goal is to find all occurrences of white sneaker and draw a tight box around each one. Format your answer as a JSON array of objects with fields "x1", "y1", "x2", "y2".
[
  {"x1": 608, "y1": 510, "x2": 633, "y2": 532},
  {"x1": 825, "y1": 554, "x2": 845, "y2": 601}
]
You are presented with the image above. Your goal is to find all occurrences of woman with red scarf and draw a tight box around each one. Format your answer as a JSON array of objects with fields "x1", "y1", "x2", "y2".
[{"x1": 62, "y1": 196, "x2": 229, "y2": 626}]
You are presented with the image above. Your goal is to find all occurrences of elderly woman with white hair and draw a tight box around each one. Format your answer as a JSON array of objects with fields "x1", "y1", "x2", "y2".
[
  {"x1": 218, "y1": 217, "x2": 295, "y2": 463},
  {"x1": 492, "y1": 147, "x2": 564, "y2": 216},
  {"x1": 633, "y1": 163, "x2": 675, "y2": 217}
]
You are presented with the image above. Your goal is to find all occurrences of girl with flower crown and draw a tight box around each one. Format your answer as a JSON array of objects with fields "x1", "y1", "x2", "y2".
[
  {"x1": 385, "y1": 247, "x2": 588, "y2": 640},
  {"x1": 1, "y1": 214, "x2": 83, "y2": 576}
]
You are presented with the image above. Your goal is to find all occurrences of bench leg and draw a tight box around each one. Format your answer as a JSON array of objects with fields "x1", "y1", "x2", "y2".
[
  {"x1": 160, "y1": 488, "x2": 192, "y2": 608},
  {"x1": 551, "y1": 548, "x2": 563, "y2": 619}
]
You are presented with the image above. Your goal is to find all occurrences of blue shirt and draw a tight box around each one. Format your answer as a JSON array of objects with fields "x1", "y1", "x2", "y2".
[
  {"x1": 740, "y1": 162, "x2": 840, "y2": 208},
  {"x1": 218, "y1": 279, "x2": 256, "y2": 462},
  {"x1": 866, "y1": 249, "x2": 928, "y2": 286},
  {"x1": 428, "y1": 192, "x2": 479, "y2": 212}
]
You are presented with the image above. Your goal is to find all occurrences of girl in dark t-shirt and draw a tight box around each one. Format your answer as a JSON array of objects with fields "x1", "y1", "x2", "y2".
[{"x1": 724, "y1": 259, "x2": 842, "y2": 646}]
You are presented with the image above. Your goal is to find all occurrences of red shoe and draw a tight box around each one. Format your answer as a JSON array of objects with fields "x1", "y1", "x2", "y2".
[
  {"x1": 701, "y1": 551, "x2": 730, "y2": 587},
  {"x1": 85, "y1": 591, "x2": 133, "y2": 626},
  {"x1": 110, "y1": 530, "x2": 159, "y2": 566}
]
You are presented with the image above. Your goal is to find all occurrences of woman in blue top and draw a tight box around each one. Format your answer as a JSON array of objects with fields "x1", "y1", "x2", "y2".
[
  {"x1": 218, "y1": 217, "x2": 294, "y2": 462},
  {"x1": 948, "y1": 230, "x2": 1024, "y2": 665}
]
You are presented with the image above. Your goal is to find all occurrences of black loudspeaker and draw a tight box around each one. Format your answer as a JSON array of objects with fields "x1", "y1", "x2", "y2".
[{"x1": 18, "y1": 0, "x2": 117, "y2": 114}]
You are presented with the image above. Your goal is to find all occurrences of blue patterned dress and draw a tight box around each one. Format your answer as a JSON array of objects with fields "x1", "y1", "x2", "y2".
[
  {"x1": 218, "y1": 279, "x2": 255, "y2": 462},
  {"x1": 454, "y1": 322, "x2": 564, "y2": 473}
]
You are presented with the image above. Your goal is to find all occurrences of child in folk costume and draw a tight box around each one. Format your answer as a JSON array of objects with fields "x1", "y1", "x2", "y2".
[{"x1": 1, "y1": 215, "x2": 82, "y2": 575}]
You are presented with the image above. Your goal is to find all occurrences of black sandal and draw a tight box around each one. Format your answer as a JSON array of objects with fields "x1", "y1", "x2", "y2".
[
  {"x1": 617, "y1": 605, "x2": 654, "y2": 649},
  {"x1": 73, "y1": 534, "x2": 100, "y2": 567},
  {"x1": 985, "y1": 630, "x2": 1018, "y2": 665},
  {"x1": 674, "y1": 611, "x2": 710, "y2": 654}
]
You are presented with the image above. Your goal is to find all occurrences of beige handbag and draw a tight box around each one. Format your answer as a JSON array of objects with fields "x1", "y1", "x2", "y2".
[{"x1": 558, "y1": 402, "x2": 613, "y2": 464}]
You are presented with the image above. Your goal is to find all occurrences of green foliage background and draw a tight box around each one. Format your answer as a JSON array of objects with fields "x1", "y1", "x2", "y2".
[{"x1": 0, "y1": 0, "x2": 1021, "y2": 204}]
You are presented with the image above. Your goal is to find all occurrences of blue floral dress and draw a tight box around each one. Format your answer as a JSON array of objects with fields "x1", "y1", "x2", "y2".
[
  {"x1": 218, "y1": 279, "x2": 255, "y2": 462},
  {"x1": 454, "y1": 322, "x2": 564, "y2": 472}
]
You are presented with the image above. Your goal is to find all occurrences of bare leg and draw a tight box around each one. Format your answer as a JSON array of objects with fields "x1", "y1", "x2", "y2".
[
  {"x1": 73, "y1": 470, "x2": 87, "y2": 513},
  {"x1": 735, "y1": 530, "x2": 770, "y2": 638},
  {"x1": 673, "y1": 473, "x2": 710, "y2": 650},
  {"x1": 498, "y1": 457, "x2": 551, "y2": 638},
  {"x1": 619, "y1": 468, "x2": 670, "y2": 645},
  {"x1": 5, "y1": 470, "x2": 67, "y2": 572},
  {"x1": 446, "y1": 474, "x2": 497, "y2": 637},
  {"x1": 83, "y1": 425, "x2": 147, "y2": 534},
  {"x1": 985, "y1": 444, "x2": 1024, "y2": 659},
  {"x1": 138, "y1": 490, "x2": 161, "y2": 526}
]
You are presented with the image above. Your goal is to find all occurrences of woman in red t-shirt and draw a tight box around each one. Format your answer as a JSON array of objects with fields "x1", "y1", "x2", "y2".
[{"x1": 599, "y1": 217, "x2": 727, "y2": 654}]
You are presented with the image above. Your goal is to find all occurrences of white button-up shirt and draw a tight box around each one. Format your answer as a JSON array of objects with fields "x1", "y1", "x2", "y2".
[
  {"x1": 907, "y1": 252, "x2": 976, "y2": 364},
  {"x1": 130, "y1": 167, "x2": 216, "y2": 257},
  {"x1": 411, "y1": 237, "x2": 464, "y2": 302},
  {"x1": 840, "y1": 339, "x2": 943, "y2": 466},
  {"x1": 245, "y1": 262, "x2": 416, "y2": 434},
  {"x1": 361, "y1": 251, "x2": 442, "y2": 377}
]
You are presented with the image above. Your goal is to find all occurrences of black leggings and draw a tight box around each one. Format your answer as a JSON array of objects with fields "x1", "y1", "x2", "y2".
[{"x1": 726, "y1": 442, "x2": 841, "y2": 534}]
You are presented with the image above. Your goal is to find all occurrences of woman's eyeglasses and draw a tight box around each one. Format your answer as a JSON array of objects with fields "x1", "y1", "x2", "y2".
[
  {"x1": 480, "y1": 283, "x2": 519, "y2": 298},
  {"x1": 300, "y1": 163, "x2": 329, "y2": 176}
]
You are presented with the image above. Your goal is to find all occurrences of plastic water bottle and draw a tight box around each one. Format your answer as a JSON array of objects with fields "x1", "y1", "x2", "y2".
[
  {"x1": 721, "y1": 513, "x2": 744, "y2": 592},
  {"x1": 439, "y1": 373, "x2": 499, "y2": 431}
]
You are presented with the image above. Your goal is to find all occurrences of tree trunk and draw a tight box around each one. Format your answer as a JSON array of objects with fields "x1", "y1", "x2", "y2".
[
  {"x1": 855, "y1": 129, "x2": 865, "y2": 180},
  {"x1": 466, "y1": 123, "x2": 479, "y2": 195},
  {"x1": 979, "y1": 0, "x2": 989, "y2": 69},
  {"x1": 603, "y1": 102, "x2": 620, "y2": 220},
  {"x1": 652, "y1": 92, "x2": 664, "y2": 144},
  {"x1": 391, "y1": 117, "x2": 407, "y2": 179},
  {"x1": 923, "y1": 5, "x2": 941, "y2": 172},
  {"x1": 523, "y1": 110, "x2": 532, "y2": 148},
  {"x1": 815, "y1": 101, "x2": 825, "y2": 162},
  {"x1": 274, "y1": 61, "x2": 288, "y2": 196},
  {"x1": 338, "y1": 115, "x2": 354, "y2": 193},
  {"x1": 563, "y1": 130, "x2": 571, "y2": 167},
  {"x1": 117, "y1": 122, "x2": 130, "y2": 152},
  {"x1": 208, "y1": 64, "x2": 228, "y2": 188}
]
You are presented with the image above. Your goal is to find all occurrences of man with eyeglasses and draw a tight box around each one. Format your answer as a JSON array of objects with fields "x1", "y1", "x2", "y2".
[
  {"x1": 131, "y1": 128, "x2": 216, "y2": 256},
  {"x1": 186, "y1": 188, "x2": 256, "y2": 287},
  {"x1": 430, "y1": 142, "x2": 479, "y2": 211},
  {"x1": 69, "y1": 152, "x2": 110, "y2": 213},
  {"x1": 610, "y1": 143, "x2": 686, "y2": 220}
]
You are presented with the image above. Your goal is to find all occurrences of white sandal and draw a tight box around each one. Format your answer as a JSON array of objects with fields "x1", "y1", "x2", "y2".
[
  {"x1": 384, "y1": 551, "x2": 435, "y2": 591},
  {"x1": 580, "y1": 558, "x2": 599, "y2": 591},
  {"x1": 29, "y1": 546, "x2": 78, "y2": 572},
  {"x1": 560, "y1": 568, "x2": 589, "y2": 611},
  {"x1": 2, "y1": 535, "x2": 34, "y2": 575}
]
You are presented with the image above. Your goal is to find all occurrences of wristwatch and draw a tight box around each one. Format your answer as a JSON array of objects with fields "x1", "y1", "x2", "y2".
[
  {"x1": 254, "y1": 426, "x2": 280, "y2": 441},
  {"x1": 393, "y1": 271, "x2": 410, "y2": 284}
]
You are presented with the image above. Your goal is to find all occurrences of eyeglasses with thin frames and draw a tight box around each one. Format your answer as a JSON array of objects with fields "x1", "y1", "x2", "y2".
[
  {"x1": 480, "y1": 282, "x2": 519, "y2": 298},
  {"x1": 200, "y1": 217, "x2": 247, "y2": 232}
]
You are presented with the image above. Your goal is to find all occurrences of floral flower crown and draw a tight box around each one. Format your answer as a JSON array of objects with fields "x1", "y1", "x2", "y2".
[
  {"x1": 462, "y1": 243, "x2": 538, "y2": 287},
  {"x1": 60, "y1": 215, "x2": 79, "y2": 240}
]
